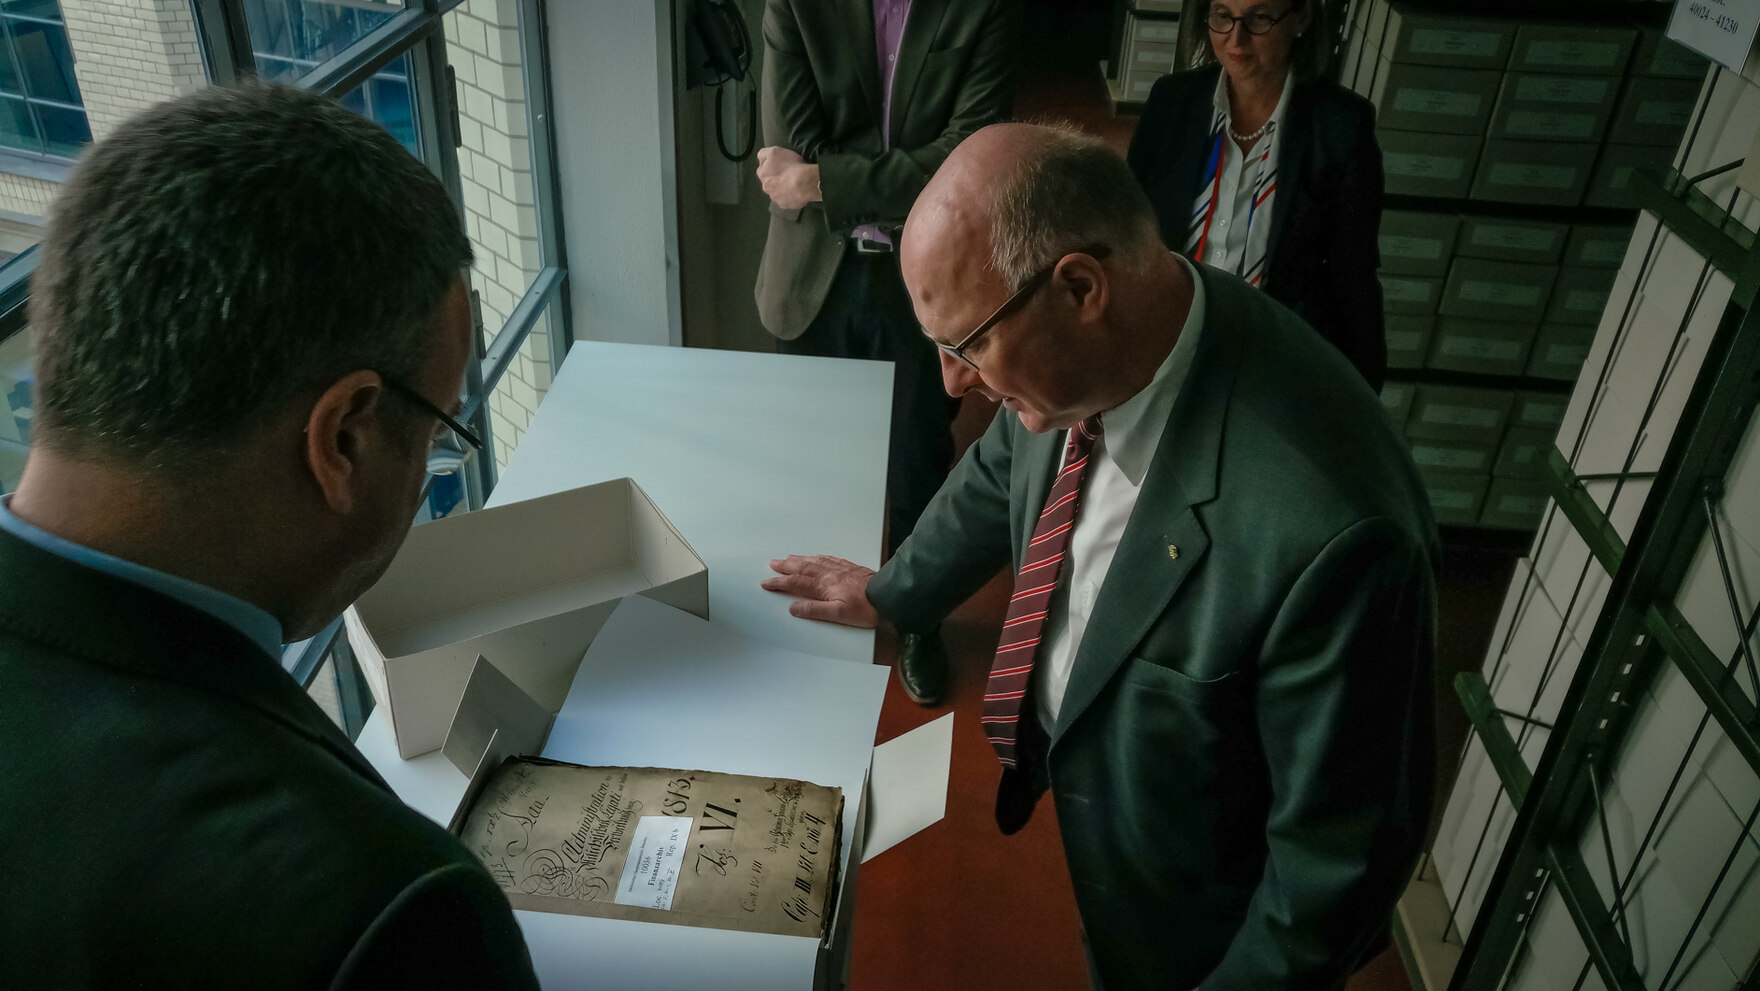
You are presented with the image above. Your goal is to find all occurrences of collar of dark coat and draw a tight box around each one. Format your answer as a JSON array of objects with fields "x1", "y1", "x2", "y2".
[
  {"x1": 0, "y1": 526, "x2": 391, "y2": 790},
  {"x1": 888, "y1": 0, "x2": 950, "y2": 144}
]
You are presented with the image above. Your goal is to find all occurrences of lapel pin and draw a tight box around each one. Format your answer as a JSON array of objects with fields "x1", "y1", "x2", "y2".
[{"x1": 1168, "y1": 544, "x2": 1180, "y2": 560}]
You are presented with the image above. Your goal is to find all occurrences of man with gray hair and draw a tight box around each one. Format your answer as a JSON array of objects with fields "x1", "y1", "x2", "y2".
[
  {"x1": 767, "y1": 122, "x2": 1437, "y2": 988},
  {"x1": 0, "y1": 85, "x2": 538, "y2": 988}
]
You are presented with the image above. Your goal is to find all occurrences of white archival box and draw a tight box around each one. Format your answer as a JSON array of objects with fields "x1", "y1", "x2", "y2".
[{"x1": 345, "y1": 477, "x2": 708, "y2": 759}]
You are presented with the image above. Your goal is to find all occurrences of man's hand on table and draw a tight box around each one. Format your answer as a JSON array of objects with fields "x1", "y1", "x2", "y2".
[
  {"x1": 762, "y1": 555, "x2": 879, "y2": 628},
  {"x1": 756, "y1": 146, "x2": 821, "y2": 211}
]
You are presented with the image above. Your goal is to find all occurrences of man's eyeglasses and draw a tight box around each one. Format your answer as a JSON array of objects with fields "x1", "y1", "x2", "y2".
[
  {"x1": 1206, "y1": 7, "x2": 1291, "y2": 36},
  {"x1": 377, "y1": 372, "x2": 483, "y2": 476},
  {"x1": 936, "y1": 244, "x2": 1111, "y2": 370}
]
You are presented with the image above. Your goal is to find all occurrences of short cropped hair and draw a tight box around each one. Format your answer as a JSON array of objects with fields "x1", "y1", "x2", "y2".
[
  {"x1": 30, "y1": 83, "x2": 472, "y2": 464},
  {"x1": 988, "y1": 124, "x2": 1165, "y2": 291}
]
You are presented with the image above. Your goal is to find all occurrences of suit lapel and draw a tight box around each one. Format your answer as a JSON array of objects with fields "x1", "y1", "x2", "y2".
[
  {"x1": 1156, "y1": 68, "x2": 1223, "y2": 248},
  {"x1": 1049, "y1": 266, "x2": 1241, "y2": 745},
  {"x1": 887, "y1": 0, "x2": 949, "y2": 146},
  {"x1": 841, "y1": 0, "x2": 883, "y2": 129},
  {"x1": 1263, "y1": 77, "x2": 1317, "y2": 271}
]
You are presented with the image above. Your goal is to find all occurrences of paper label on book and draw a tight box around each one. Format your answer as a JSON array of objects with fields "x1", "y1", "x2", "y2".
[
  {"x1": 1488, "y1": 162, "x2": 1578, "y2": 190},
  {"x1": 1409, "y1": 28, "x2": 1502, "y2": 58},
  {"x1": 1635, "y1": 100, "x2": 1690, "y2": 128},
  {"x1": 1424, "y1": 404, "x2": 1502, "y2": 428},
  {"x1": 1522, "y1": 41, "x2": 1620, "y2": 69},
  {"x1": 1504, "y1": 110, "x2": 1596, "y2": 140},
  {"x1": 1381, "y1": 234, "x2": 1444, "y2": 260},
  {"x1": 1469, "y1": 225, "x2": 1557, "y2": 253},
  {"x1": 1388, "y1": 330, "x2": 1424, "y2": 352},
  {"x1": 1519, "y1": 400, "x2": 1566, "y2": 426},
  {"x1": 1393, "y1": 87, "x2": 1483, "y2": 117},
  {"x1": 615, "y1": 816, "x2": 691, "y2": 910},
  {"x1": 1544, "y1": 343, "x2": 1590, "y2": 365},
  {"x1": 1441, "y1": 337, "x2": 1523, "y2": 360},
  {"x1": 1385, "y1": 152, "x2": 1465, "y2": 180},
  {"x1": 1382, "y1": 277, "x2": 1435, "y2": 304},
  {"x1": 1514, "y1": 76, "x2": 1611, "y2": 104},
  {"x1": 457, "y1": 759, "x2": 843, "y2": 938},
  {"x1": 1565, "y1": 288, "x2": 1609, "y2": 313},
  {"x1": 1460, "y1": 280, "x2": 1545, "y2": 306},
  {"x1": 1497, "y1": 493, "x2": 1548, "y2": 515},
  {"x1": 1579, "y1": 240, "x2": 1627, "y2": 266},
  {"x1": 1423, "y1": 479, "x2": 1482, "y2": 506}
]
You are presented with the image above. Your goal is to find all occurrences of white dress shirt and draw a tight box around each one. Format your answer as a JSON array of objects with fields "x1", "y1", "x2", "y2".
[
  {"x1": 1200, "y1": 69, "x2": 1292, "y2": 276},
  {"x1": 1036, "y1": 255, "x2": 1208, "y2": 729}
]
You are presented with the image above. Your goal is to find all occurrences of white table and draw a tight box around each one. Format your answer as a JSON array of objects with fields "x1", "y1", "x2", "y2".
[{"x1": 354, "y1": 342, "x2": 893, "y2": 989}]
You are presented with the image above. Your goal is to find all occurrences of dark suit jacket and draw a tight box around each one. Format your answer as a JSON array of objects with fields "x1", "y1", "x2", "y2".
[
  {"x1": 0, "y1": 529, "x2": 538, "y2": 989},
  {"x1": 869, "y1": 266, "x2": 1437, "y2": 989},
  {"x1": 752, "y1": 0, "x2": 1015, "y2": 339},
  {"x1": 1128, "y1": 67, "x2": 1389, "y2": 390}
]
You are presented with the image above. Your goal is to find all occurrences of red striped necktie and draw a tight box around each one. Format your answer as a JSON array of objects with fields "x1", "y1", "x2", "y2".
[{"x1": 983, "y1": 414, "x2": 1103, "y2": 769}]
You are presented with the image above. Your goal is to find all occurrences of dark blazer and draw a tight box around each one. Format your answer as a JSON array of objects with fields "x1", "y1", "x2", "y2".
[
  {"x1": 0, "y1": 529, "x2": 538, "y2": 989},
  {"x1": 752, "y1": 0, "x2": 1015, "y2": 339},
  {"x1": 1128, "y1": 66, "x2": 1388, "y2": 390},
  {"x1": 870, "y1": 266, "x2": 1437, "y2": 989}
]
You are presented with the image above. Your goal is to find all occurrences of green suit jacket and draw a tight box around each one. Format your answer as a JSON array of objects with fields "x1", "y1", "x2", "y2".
[
  {"x1": 869, "y1": 266, "x2": 1439, "y2": 989},
  {"x1": 0, "y1": 529, "x2": 538, "y2": 989},
  {"x1": 752, "y1": 0, "x2": 1015, "y2": 339}
]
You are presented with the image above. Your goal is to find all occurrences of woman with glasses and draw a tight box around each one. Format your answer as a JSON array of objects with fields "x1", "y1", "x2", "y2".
[{"x1": 1127, "y1": 0, "x2": 1387, "y2": 389}]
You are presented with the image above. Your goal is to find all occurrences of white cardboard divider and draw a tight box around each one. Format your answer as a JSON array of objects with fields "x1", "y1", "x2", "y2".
[{"x1": 349, "y1": 478, "x2": 708, "y2": 759}]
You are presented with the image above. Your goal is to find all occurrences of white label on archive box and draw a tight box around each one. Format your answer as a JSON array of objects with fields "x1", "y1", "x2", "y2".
[
  {"x1": 1669, "y1": 0, "x2": 1760, "y2": 72},
  {"x1": 615, "y1": 815, "x2": 692, "y2": 910}
]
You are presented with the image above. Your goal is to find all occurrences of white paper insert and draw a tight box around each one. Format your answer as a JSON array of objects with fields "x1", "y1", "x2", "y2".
[{"x1": 616, "y1": 815, "x2": 693, "y2": 910}]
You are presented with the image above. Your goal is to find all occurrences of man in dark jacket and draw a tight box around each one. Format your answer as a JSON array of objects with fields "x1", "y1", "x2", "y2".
[
  {"x1": 0, "y1": 85, "x2": 538, "y2": 989},
  {"x1": 768, "y1": 123, "x2": 1436, "y2": 989}
]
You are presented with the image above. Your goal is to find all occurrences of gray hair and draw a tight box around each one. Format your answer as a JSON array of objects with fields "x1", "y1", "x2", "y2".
[
  {"x1": 31, "y1": 83, "x2": 472, "y2": 466},
  {"x1": 988, "y1": 123, "x2": 1165, "y2": 291}
]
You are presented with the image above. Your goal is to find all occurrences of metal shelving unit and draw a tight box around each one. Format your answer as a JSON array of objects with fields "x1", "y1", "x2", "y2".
[{"x1": 1443, "y1": 163, "x2": 1760, "y2": 990}]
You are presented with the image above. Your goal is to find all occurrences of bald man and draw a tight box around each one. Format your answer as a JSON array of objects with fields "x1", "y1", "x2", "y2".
[{"x1": 766, "y1": 124, "x2": 1437, "y2": 989}]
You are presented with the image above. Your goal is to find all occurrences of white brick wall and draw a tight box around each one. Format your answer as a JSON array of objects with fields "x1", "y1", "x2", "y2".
[
  {"x1": 0, "y1": 0, "x2": 204, "y2": 225},
  {"x1": 445, "y1": 2, "x2": 548, "y2": 473},
  {"x1": 0, "y1": 1, "x2": 555, "y2": 479},
  {"x1": 63, "y1": 0, "x2": 205, "y2": 143}
]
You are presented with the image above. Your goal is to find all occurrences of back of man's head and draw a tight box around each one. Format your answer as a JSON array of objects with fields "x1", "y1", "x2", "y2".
[
  {"x1": 987, "y1": 123, "x2": 1164, "y2": 290},
  {"x1": 30, "y1": 83, "x2": 472, "y2": 467}
]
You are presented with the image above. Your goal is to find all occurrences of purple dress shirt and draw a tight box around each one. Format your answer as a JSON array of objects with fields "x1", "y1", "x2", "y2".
[{"x1": 852, "y1": 0, "x2": 912, "y2": 247}]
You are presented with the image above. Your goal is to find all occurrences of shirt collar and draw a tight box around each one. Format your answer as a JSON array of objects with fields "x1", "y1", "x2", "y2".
[
  {"x1": 1093, "y1": 253, "x2": 1206, "y2": 485},
  {"x1": 0, "y1": 493, "x2": 285, "y2": 658},
  {"x1": 1211, "y1": 67, "x2": 1296, "y2": 133}
]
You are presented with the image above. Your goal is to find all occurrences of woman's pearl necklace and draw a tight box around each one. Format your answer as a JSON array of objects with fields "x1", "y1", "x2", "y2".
[{"x1": 1227, "y1": 119, "x2": 1270, "y2": 143}]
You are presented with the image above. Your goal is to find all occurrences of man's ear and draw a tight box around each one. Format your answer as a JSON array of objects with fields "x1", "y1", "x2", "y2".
[
  {"x1": 303, "y1": 370, "x2": 388, "y2": 516},
  {"x1": 1056, "y1": 252, "x2": 1110, "y2": 323}
]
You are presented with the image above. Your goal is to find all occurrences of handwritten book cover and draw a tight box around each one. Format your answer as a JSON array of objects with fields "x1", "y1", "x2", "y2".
[{"x1": 456, "y1": 757, "x2": 843, "y2": 939}]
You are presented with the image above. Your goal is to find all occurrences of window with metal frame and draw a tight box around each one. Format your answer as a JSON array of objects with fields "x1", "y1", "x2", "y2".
[{"x1": 0, "y1": 2, "x2": 90, "y2": 160}]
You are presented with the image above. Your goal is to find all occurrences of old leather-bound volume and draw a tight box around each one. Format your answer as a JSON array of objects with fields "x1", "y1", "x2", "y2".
[{"x1": 456, "y1": 757, "x2": 843, "y2": 939}]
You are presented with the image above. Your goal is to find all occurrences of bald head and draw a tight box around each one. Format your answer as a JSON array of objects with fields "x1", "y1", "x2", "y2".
[
  {"x1": 898, "y1": 122, "x2": 1189, "y2": 433},
  {"x1": 901, "y1": 124, "x2": 1061, "y2": 299},
  {"x1": 902, "y1": 123, "x2": 1165, "y2": 303}
]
